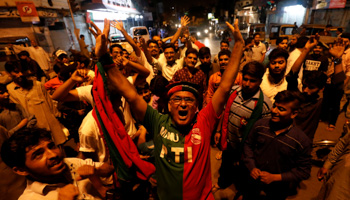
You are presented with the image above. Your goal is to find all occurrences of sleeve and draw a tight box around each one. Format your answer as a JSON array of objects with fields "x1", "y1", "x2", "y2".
[
  {"x1": 197, "y1": 101, "x2": 220, "y2": 139},
  {"x1": 79, "y1": 135, "x2": 97, "y2": 153},
  {"x1": 141, "y1": 105, "x2": 162, "y2": 138},
  {"x1": 243, "y1": 122, "x2": 260, "y2": 171},
  {"x1": 206, "y1": 75, "x2": 215, "y2": 104},
  {"x1": 40, "y1": 82, "x2": 61, "y2": 118},
  {"x1": 323, "y1": 131, "x2": 350, "y2": 169},
  {"x1": 76, "y1": 85, "x2": 94, "y2": 105},
  {"x1": 281, "y1": 138, "x2": 312, "y2": 182}
]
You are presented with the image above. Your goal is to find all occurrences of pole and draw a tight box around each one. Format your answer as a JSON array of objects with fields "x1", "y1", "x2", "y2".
[{"x1": 67, "y1": 0, "x2": 80, "y2": 43}]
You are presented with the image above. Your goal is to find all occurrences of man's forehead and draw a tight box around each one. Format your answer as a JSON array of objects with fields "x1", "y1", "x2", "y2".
[
  {"x1": 112, "y1": 47, "x2": 123, "y2": 52},
  {"x1": 171, "y1": 91, "x2": 196, "y2": 98},
  {"x1": 271, "y1": 57, "x2": 286, "y2": 62},
  {"x1": 219, "y1": 55, "x2": 229, "y2": 59},
  {"x1": 186, "y1": 53, "x2": 197, "y2": 58},
  {"x1": 25, "y1": 139, "x2": 52, "y2": 153},
  {"x1": 164, "y1": 48, "x2": 175, "y2": 52}
]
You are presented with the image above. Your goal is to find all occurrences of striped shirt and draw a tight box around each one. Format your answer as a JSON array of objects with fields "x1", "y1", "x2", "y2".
[{"x1": 227, "y1": 85, "x2": 272, "y2": 149}]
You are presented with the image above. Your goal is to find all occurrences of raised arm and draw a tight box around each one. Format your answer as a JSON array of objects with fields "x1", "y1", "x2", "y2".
[
  {"x1": 290, "y1": 37, "x2": 318, "y2": 74},
  {"x1": 111, "y1": 20, "x2": 141, "y2": 57},
  {"x1": 170, "y1": 16, "x2": 190, "y2": 44},
  {"x1": 211, "y1": 19, "x2": 244, "y2": 115},
  {"x1": 51, "y1": 69, "x2": 90, "y2": 102},
  {"x1": 139, "y1": 37, "x2": 153, "y2": 64},
  {"x1": 92, "y1": 19, "x2": 148, "y2": 122}
]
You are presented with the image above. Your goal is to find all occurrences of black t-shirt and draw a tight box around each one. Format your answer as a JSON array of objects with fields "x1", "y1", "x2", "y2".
[{"x1": 303, "y1": 54, "x2": 329, "y2": 75}]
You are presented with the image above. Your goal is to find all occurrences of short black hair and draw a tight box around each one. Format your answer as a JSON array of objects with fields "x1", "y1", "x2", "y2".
[
  {"x1": 276, "y1": 37, "x2": 288, "y2": 45},
  {"x1": 253, "y1": 33, "x2": 261, "y2": 38},
  {"x1": 150, "y1": 74, "x2": 169, "y2": 96},
  {"x1": 147, "y1": 39, "x2": 159, "y2": 48},
  {"x1": 18, "y1": 51, "x2": 30, "y2": 57},
  {"x1": 190, "y1": 33, "x2": 197, "y2": 39},
  {"x1": 163, "y1": 43, "x2": 175, "y2": 52},
  {"x1": 295, "y1": 36, "x2": 309, "y2": 49},
  {"x1": 337, "y1": 28, "x2": 343, "y2": 33},
  {"x1": 274, "y1": 90, "x2": 304, "y2": 111},
  {"x1": 326, "y1": 24, "x2": 332, "y2": 28},
  {"x1": 80, "y1": 34, "x2": 85, "y2": 39},
  {"x1": 198, "y1": 47, "x2": 211, "y2": 58},
  {"x1": 302, "y1": 71, "x2": 327, "y2": 90},
  {"x1": 109, "y1": 44, "x2": 123, "y2": 53},
  {"x1": 135, "y1": 81, "x2": 150, "y2": 93},
  {"x1": 242, "y1": 61, "x2": 266, "y2": 80},
  {"x1": 1, "y1": 128, "x2": 53, "y2": 168},
  {"x1": 5, "y1": 61, "x2": 21, "y2": 73},
  {"x1": 268, "y1": 48, "x2": 289, "y2": 62},
  {"x1": 0, "y1": 84, "x2": 7, "y2": 94},
  {"x1": 185, "y1": 48, "x2": 198, "y2": 57},
  {"x1": 59, "y1": 65, "x2": 76, "y2": 81},
  {"x1": 220, "y1": 40, "x2": 229, "y2": 47},
  {"x1": 218, "y1": 49, "x2": 231, "y2": 58}
]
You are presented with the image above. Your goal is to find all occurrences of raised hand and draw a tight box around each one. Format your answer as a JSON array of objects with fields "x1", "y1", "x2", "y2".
[
  {"x1": 89, "y1": 18, "x2": 110, "y2": 58},
  {"x1": 226, "y1": 19, "x2": 244, "y2": 44},
  {"x1": 76, "y1": 165, "x2": 96, "y2": 180},
  {"x1": 250, "y1": 168, "x2": 261, "y2": 180},
  {"x1": 181, "y1": 15, "x2": 190, "y2": 27},
  {"x1": 304, "y1": 35, "x2": 319, "y2": 51},
  {"x1": 71, "y1": 69, "x2": 90, "y2": 83},
  {"x1": 330, "y1": 39, "x2": 346, "y2": 58},
  {"x1": 317, "y1": 167, "x2": 328, "y2": 181},
  {"x1": 111, "y1": 20, "x2": 125, "y2": 32}
]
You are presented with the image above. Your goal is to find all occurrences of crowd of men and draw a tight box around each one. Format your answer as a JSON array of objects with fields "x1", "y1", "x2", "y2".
[{"x1": 1, "y1": 16, "x2": 350, "y2": 200}]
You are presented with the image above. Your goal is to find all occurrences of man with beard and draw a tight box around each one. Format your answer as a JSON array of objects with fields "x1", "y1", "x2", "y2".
[
  {"x1": 1, "y1": 128, "x2": 114, "y2": 200},
  {"x1": 5, "y1": 61, "x2": 67, "y2": 146},
  {"x1": 287, "y1": 34, "x2": 299, "y2": 53},
  {"x1": 212, "y1": 61, "x2": 272, "y2": 194},
  {"x1": 198, "y1": 47, "x2": 219, "y2": 84},
  {"x1": 286, "y1": 36, "x2": 309, "y2": 75},
  {"x1": 243, "y1": 90, "x2": 312, "y2": 200},
  {"x1": 302, "y1": 42, "x2": 329, "y2": 78},
  {"x1": 286, "y1": 37, "x2": 344, "y2": 139},
  {"x1": 206, "y1": 50, "x2": 242, "y2": 105},
  {"x1": 102, "y1": 19, "x2": 244, "y2": 200},
  {"x1": 11, "y1": 40, "x2": 51, "y2": 72},
  {"x1": 257, "y1": 48, "x2": 290, "y2": 102},
  {"x1": 0, "y1": 84, "x2": 36, "y2": 136},
  {"x1": 18, "y1": 51, "x2": 46, "y2": 83}
]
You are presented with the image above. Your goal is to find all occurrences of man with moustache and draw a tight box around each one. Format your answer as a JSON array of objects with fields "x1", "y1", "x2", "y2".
[
  {"x1": 1, "y1": 128, "x2": 114, "y2": 200},
  {"x1": 213, "y1": 40, "x2": 230, "y2": 70},
  {"x1": 251, "y1": 33, "x2": 266, "y2": 63},
  {"x1": 206, "y1": 50, "x2": 242, "y2": 105},
  {"x1": 302, "y1": 42, "x2": 329, "y2": 77},
  {"x1": 5, "y1": 61, "x2": 67, "y2": 146},
  {"x1": 198, "y1": 47, "x2": 219, "y2": 84},
  {"x1": 243, "y1": 90, "x2": 312, "y2": 200},
  {"x1": 213, "y1": 61, "x2": 272, "y2": 193}
]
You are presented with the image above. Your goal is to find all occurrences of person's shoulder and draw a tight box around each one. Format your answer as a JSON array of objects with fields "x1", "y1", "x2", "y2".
[
  {"x1": 288, "y1": 126, "x2": 312, "y2": 147},
  {"x1": 261, "y1": 90, "x2": 272, "y2": 106}
]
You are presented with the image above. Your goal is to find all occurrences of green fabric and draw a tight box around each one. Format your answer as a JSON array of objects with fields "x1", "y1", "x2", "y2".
[{"x1": 142, "y1": 105, "x2": 184, "y2": 200}]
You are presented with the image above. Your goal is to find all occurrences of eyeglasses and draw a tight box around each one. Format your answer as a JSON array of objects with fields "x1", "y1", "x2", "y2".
[{"x1": 170, "y1": 96, "x2": 195, "y2": 105}]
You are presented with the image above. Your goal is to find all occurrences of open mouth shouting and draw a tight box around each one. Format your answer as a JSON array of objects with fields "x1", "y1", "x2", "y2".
[{"x1": 178, "y1": 110, "x2": 189, "y2": 120}]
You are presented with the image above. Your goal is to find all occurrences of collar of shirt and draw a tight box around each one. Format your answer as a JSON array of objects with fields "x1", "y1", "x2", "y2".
[{"x1": 29, "y1": 180, "x2": 66, "y2": 195}]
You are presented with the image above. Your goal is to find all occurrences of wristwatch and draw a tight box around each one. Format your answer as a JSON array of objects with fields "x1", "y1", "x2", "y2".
[{"x1": 333, "y1": 58, "x2": 342, "y2": 65}]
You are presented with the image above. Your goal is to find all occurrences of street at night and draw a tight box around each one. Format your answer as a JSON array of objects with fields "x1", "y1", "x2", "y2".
[{"x1": 1, "y1": 0, "x2": 350, "y2": 200}]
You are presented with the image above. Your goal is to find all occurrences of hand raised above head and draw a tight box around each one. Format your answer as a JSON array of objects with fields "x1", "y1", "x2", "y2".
[
  {"x1": 111, "y1": 20, "x2": 125, "y2": 32},
  {"x1": 89, "y1": 18, "x2": 110, "y2": 58},
  {"x1": 330, "y1": 38, "x2": 346, "y2": 58},
  {"x1": 181, "y1": 15, "x2": 191, "y2": 27},
  {"x1": 226, "y1": 19, "x2": 244, "y2": 44}
]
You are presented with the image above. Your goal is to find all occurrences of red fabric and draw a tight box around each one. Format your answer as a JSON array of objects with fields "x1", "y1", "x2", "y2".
[
  {"x1": 92, "y1": 66, "x2": 155, "y2": 180},
  {"x1": 194, "y1": 41, "x2": 205, "y2": 50},
  {"x1": 183, "y1": 102, "x2": 219, "y2": 200},
  {"x1": 220, "y1": 91, "x2": 238, "y2": 151}
]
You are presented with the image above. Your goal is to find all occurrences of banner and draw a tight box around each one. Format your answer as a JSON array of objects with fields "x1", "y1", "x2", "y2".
[
  {"x1": 15, "y1": 1, "x2": 40, "y2": 22},
  {"x1": 316, "y1": 0, "x2": 346, "y2": 9}
]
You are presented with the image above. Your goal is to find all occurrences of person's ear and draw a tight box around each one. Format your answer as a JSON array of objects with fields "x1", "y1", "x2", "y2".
[
  {"x1": 168, "y1": 102, "x2": 172, "y2": 112},
  {"x1": 13, "y1": 166, "x2": 29, "y2": 176},
  {"x1": 291, "y1": 110, "x2": 299, "y2": 119}
]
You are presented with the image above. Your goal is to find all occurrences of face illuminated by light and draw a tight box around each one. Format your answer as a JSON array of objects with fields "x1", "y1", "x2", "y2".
[
  {"x1": 185, "y1": 53, "x2": 198, "y2": 68},
  {"x1": 219, "y1": 54, "x2": 230, "y2": 72},
  {"x1": 168, "y1": 91, "x2": 197, "y2": 127},
  {"x1": 278, "y1": 39, "x2": 288, "y2": 50}
]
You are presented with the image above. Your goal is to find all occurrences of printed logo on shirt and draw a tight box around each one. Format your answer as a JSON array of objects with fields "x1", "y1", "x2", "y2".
[
  {"x1": 191, "y1": 128, "x2": 202, "y2": 145},
  {"x1": 160, "y1": 126, "x2": 179, "y2": 142},
  {"x1": 305, "y1": 60, "x2": 321, "y2": 71}
]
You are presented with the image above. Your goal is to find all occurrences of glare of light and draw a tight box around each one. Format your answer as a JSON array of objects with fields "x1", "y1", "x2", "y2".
[
  {"x1": 209, "y1": 27, "x2": 212, "y2": 30},
  {"x1": 197, "y1": 32, "x2": 201, "y2": 36},
  {"x1": 140, "y1": 15, "x2": 143, "y2": 19},
  {"x1": 284, "y1": 5, "x2": 305, "y2": 14},
  {"x1": 178, "y1": 24, "x2": 181, "y2": 27},
  {"x1": 204, "y1": 37, "x2": 210, "y2": 47},
  {"x1": 204, "y1": 29, "x2": 208, "y2": 33}
]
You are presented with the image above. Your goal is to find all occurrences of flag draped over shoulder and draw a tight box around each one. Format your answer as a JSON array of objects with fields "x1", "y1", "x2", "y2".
[{"x1": 92, "y1": 59, "x2": 155, "y2": 181}]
